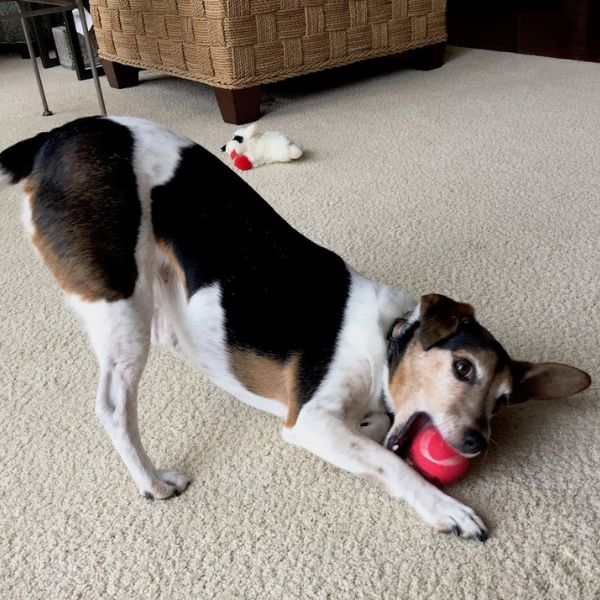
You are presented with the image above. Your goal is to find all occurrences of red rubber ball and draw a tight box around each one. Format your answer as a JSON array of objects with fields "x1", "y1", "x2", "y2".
[{"x1": 408, "y1": 425, "x2": 470, "y2": 486}]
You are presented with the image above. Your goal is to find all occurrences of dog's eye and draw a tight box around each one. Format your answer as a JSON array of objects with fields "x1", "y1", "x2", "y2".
[
  {"x1": 233, "y1": 135, "x2": 243, "y2": 143},
  {"x1": 453, "y1": 358, "x2": 474, "y2": 382}
]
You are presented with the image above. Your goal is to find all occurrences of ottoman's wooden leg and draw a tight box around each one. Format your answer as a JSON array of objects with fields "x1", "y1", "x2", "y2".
[
  {"x1": 101, "y1": 59, "x2": 140, "y2": 88},
  {"x1": 406, "y1": 42, "x2": 446, "y2": 70},
  {"x1": 213, "y1": 86, "x2": 261, "y2": 125}
]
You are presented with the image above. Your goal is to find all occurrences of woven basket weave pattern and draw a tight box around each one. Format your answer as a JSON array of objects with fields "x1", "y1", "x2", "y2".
[{"x1": 90, "y1": 0, "x2": 446, "y2": 88}]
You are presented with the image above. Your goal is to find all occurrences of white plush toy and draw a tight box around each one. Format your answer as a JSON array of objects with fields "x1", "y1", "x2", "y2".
[{"x1": 221, "y1": 123, "x2": 303, "y2": 170}]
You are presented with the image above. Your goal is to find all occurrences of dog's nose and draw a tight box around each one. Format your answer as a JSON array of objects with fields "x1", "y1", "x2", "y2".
[{"x1": 460, "y1": 429, "x2": 487, "y2": 455}]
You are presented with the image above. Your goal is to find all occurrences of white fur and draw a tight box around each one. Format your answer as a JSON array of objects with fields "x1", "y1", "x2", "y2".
[
  {"x1": 20, "y1": 195, "x2": 35, "y2": 239},
  {"x1": 0, "y1": 166, "x2": 10, "y2": 190},
  {"x1": 108, "y1": 116, "x2": 194, "y2": 188}
]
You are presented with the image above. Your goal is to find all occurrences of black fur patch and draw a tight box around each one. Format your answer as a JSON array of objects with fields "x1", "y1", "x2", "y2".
[
  {"x1": 152, "y1": 145, "x2": 350, "y2": 405},
  {"x1": 387, "y1": 320, "x2": 418, "y2": 373},
  {"x1": 30, "y1": 117, "x2": 140, "y2": 301},
  {"x1": 387, "y1": 318, "x2": 510, "y2": 375},
  {"x1": 435, "y1": 320, "x2": 510, "y2": 372},
  {"x1": 0, "y1": 131, "x2": 50, "y2": 183}
]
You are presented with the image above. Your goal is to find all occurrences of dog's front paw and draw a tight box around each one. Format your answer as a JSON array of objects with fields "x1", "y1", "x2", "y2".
[
  {"x1": 420, "y1": 493, "x2": 488, "y2": 542},
  {"x1": 142, "y1": 469, "x2": 191, "y2": 500},
  {"x1": 359, "y1": 411, "x2": 392, "y2": 443}
]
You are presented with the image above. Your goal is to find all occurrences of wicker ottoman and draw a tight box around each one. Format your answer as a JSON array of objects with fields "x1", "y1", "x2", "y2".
[{"x1": 90, "y1": 0, "x2": 447, "y2": 123}]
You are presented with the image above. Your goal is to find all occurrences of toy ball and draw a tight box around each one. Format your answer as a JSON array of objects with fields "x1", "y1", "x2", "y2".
[{"x1": 408, "y1": 425, "x2": 470, "y2": 486}]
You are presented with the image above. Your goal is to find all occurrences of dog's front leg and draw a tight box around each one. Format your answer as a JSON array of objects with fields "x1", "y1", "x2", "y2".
[{"x1": 283, "y1": 406, "x2": 487, "y2": 541}]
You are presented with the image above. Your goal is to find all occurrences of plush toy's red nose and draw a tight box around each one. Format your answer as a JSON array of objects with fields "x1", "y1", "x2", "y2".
[
  {"x1": 233, "y1": 155, "x2": 253, "y2": 170},
  {"x1": 230, "y1": 150, "x2": 238, "y2": 160}
]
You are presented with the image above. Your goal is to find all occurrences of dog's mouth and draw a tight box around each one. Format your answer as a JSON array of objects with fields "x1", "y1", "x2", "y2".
[{"x1": 385, "y1": 412, "x2": 432, "y2": 457}]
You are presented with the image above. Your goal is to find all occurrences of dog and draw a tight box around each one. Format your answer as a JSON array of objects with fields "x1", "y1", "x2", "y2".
[{"x1": 0, "y1": 117, "x2": 591, "y2": 541}]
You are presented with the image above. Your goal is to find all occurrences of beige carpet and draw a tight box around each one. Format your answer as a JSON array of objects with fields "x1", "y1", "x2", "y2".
[{"x1": 1, "y1": 47, "x2": 599, "y2": 599}]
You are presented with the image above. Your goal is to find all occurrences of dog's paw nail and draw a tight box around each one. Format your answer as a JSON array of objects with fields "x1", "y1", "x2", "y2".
[
  {"x1": 428, "y1": 496, "x2": 487, "y2": 541},
  {"x1": 440, "y1": 525, "x2": 461, "y2": 537},
  {"x1": 475, "y1": 529, "x2": 488, "y2": 542}
]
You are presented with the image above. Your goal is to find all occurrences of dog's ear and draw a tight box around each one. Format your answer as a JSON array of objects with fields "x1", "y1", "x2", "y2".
[
  {"x1": 418, "y1": 294, "x2": 475, "y2": 350},
  {"x1": 510, "y1": 361, "x2": 591, "y2": 403}
]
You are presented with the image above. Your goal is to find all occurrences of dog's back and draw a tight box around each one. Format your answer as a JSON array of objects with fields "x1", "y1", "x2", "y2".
[{"x1": 0, "y1": 116, "x2": 357, "y2": 427}]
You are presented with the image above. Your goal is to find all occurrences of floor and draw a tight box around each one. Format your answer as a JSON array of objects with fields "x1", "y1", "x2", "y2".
[{"x1": 0, "y1": 47, "x2": 599, "y2": 599}]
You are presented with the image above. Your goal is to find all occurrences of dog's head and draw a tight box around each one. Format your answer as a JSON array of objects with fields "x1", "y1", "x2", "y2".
[
  {"x1": 384, "y1": 294, "x2": 591, "y2": 457},
  {"x1": 220, "y1": 123, "x2": 259, "y2": 156}
]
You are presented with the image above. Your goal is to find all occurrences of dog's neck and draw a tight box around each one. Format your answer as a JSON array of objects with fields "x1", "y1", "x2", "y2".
[
  {"x1": 386, "y1": 310, "x2": 416, "y2": 341},
  {"x1": 381, "y1": 307, "x2": 420, "y2": 415}
]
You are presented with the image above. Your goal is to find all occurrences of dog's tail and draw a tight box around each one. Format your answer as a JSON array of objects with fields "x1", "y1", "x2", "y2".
[{"x1": 0, "y1": 131, "x2": 50, "y2": 190}]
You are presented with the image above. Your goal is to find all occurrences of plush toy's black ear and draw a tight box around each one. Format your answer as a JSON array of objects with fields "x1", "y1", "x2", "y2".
[{"x1": 220, "y1": 144, "x2": 226, "y2": 152}]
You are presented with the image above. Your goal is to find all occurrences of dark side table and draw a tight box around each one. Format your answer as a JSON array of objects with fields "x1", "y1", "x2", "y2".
[{"x1": 0, "y1": 0, "x2": 106, "y2": 115}]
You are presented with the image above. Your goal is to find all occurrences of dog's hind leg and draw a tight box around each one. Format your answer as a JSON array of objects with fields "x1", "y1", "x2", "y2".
[
  {"x1": 14, "y1": 117, "x2": 192, "y2": 498},
  {"x1": 69, "y1": 289, "x2": 191, "y2": 499}
]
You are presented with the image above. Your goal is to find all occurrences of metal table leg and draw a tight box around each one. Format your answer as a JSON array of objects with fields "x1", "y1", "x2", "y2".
[
  {"x1": 74, "y1": 0, "x2": 106, "y2": 115},
  {"x1": 17, "y1": 0, "x2": 53, "y2": 116}
]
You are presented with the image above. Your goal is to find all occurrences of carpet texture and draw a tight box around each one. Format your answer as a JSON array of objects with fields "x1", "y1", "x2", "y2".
[{"x1": 1, "y1": 47, "x2": 599, "y2": 599}]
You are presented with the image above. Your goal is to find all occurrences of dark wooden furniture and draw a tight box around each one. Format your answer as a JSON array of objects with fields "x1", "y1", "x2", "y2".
[
  {"x1": 92, "y1": 0, "x2": 448, "y2": 124},
  {"x1": 447, "y1": 0, "x2": 600, "y2": 63},
  {"x1": 101, "y1": 42, "x2": 446, "y2": 125}
]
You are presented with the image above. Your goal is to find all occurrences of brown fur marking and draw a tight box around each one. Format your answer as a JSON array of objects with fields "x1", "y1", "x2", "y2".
[
  {"x1": 31, "y1": 227, "x2": 115, "y2": 302},
  {"x1": 157, "y1": 241, "x2": 188, "y2": 292},
  {"x1": 23, "y1": 178, "x2": 36, "y2": 196},
  {"x1": 229, "y1": 350, "x2": 301, "y2": 427},
  {"x1": 22, "y1": 121, "x2": 141, "y2": 302},
  {"x1": 24, "y1": 183, "x2": 127, "y2": 302},
  {"x1": 283, "y1": 355, "x2": 301, "y2": 428}
]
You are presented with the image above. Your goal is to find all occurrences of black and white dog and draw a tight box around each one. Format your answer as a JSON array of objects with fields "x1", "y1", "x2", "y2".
[{"x1": 0, "y1": 117, "x2": 590, "y2": 541}]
